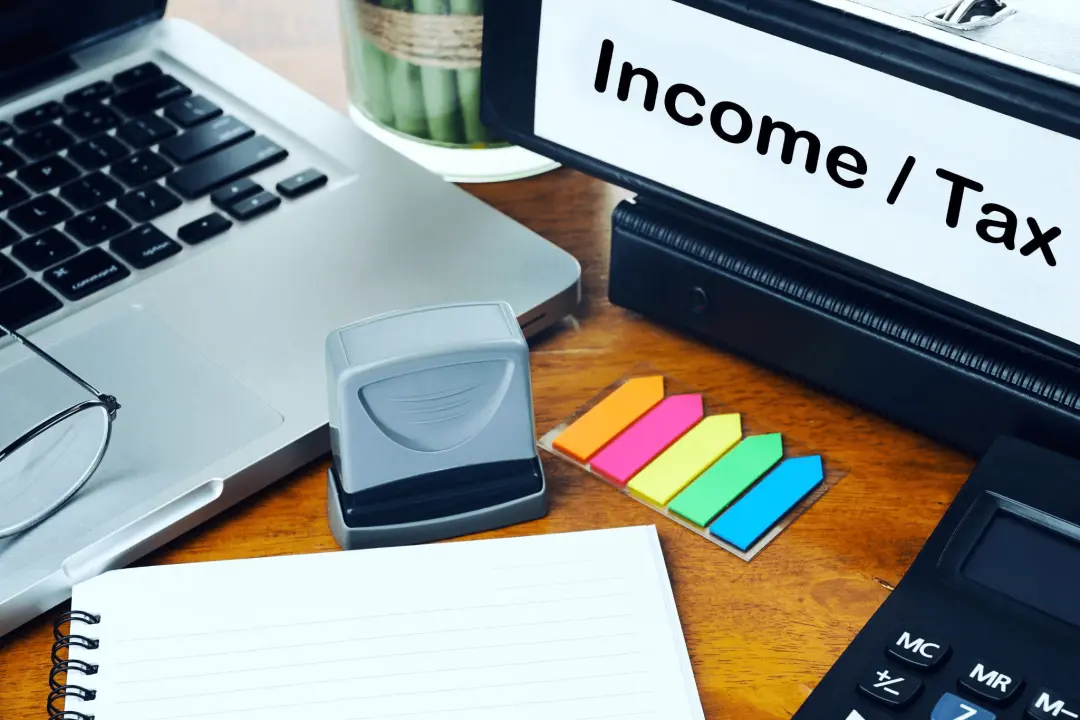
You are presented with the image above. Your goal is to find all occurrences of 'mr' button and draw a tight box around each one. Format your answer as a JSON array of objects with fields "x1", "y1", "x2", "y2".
[
  {"x1": 886, "y1": 629, "x2": 950, "y2": 670},
  {"x1": 959, "y1": 659, "x2": 1023, "y2": 704}
]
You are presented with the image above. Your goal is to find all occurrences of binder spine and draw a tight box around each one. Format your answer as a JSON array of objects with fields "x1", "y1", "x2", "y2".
[
  {"x1": 48, "y1": 610, "x2": 101, "y2": 720},
  {"x1": 608, "y1": 198, "x2": 1080, "y2": 458}
]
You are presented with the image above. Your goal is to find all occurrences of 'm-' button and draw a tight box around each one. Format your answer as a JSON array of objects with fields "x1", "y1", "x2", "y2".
[
  {"x1": 887, "y1": 629, "x2": 950, "y2": 670},
  {"x1": 1027, "y1": 688, "x2": 1080, "y2": 719},
  {"x1": 959, "y1": 659, "x2": 1023, "y2": 704},
  {"x1": 844, "y1": 710, "x2": 890, "y2": 720}
]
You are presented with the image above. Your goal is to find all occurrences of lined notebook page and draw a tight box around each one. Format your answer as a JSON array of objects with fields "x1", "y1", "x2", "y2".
[{"x1": 66, "y1": 526, "x2": 705, "y2": 720}]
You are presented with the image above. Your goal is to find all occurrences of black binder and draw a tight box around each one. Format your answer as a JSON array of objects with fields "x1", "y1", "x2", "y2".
[
  {"x1": 609, "y1": 197, "x2": 1080, "y2": 459},
  {"x1": 480, "y1": 0, "x2": 1080, "y2": 457}
]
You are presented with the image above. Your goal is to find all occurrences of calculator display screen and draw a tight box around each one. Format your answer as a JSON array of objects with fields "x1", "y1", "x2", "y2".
[{"x1": 963, "y1": 512, "x2": 1080, "y2": 627}]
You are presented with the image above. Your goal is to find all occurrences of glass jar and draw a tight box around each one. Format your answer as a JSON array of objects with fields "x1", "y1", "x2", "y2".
[{"x1": 339, "y1": 0, "x2": 559, "y2": 183}]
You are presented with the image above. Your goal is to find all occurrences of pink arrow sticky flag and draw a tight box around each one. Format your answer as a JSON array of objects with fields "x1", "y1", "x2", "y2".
[{"x1": 589, "y1": 394, "x2": 705, "y2": 486}]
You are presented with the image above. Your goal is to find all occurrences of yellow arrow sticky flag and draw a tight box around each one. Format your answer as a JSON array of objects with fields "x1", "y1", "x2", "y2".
[{"x1": 627, "y1": 413, "x2": 743, "y2": 507}]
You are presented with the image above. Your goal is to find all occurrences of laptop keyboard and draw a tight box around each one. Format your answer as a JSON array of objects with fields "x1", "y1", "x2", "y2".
[{"x1": 0, "y1": 61, "x2": 329, "y2": 333}]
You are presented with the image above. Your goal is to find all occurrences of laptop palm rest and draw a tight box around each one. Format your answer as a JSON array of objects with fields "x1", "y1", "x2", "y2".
[{"x1": 0, "y1": 308, "x2": 283, "y2": 617}]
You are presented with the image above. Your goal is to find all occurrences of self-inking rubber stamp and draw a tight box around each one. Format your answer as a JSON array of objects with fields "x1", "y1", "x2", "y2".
[{"x1": 325, "y1": 301, "x2": 548, "y2": 549}]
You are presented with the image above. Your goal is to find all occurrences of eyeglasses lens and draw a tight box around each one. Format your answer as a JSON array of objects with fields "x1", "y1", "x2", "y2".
[{"x1": 0, "y1": 405, "x2": 110, "y2": 538}]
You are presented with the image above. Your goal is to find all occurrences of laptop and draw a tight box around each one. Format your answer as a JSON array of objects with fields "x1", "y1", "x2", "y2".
[{"x1": 0, "y1": 0, "x2": 580, "y2": 637}]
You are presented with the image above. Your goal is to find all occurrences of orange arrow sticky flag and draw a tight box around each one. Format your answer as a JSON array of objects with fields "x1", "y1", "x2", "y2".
[{"x1": 552, "y1": 376, "x2": 665, "y2": 462}]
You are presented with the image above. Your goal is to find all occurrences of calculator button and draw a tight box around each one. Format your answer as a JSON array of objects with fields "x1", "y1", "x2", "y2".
[
  {"x1": 933, "y1": 693, "x2": 996, "y2": 720},
  {"x1": 1027, "y1": 688, "x2": 1080, "y2": 719},
  {"x1": 959, "y1": 660, "x2": 1022, "y2": 705},
  {"x1": 843, "y1": 710, "x2": 890, "y2": 720},
  {"x1": 886, "y1": 630, "x2": 950, "y2": 670},
  {"x1": 856, "y1": 666, "x2": 922, "y2": 708}
]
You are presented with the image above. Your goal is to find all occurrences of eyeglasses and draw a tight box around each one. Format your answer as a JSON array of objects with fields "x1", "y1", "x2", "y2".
[{"x1": 0, "y1": 325, "x2": 120, "y2": 539}]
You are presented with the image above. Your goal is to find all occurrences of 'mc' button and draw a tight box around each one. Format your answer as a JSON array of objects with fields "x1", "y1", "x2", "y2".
[
  {"x1": 886, "y1": 629, "x2": 950, "y2": 670},
  {"x1": 959, "y1": 659, "x2": 1024, "y2": 705}
]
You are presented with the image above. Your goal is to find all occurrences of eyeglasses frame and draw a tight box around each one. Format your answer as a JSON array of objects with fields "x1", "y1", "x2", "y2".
[{"x1": 0, "y1": 324, "x2": 120, "y2": 537}]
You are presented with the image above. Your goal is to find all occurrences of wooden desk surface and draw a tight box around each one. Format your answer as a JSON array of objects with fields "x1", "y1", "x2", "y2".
[{"x1": 0, "y1": 1, "x2": 977, "y2": 717}]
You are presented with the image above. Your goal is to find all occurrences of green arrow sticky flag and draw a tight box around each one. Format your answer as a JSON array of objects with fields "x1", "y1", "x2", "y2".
[{"x1": 667, "y1": 433, "x2": 783, "y2": 527}]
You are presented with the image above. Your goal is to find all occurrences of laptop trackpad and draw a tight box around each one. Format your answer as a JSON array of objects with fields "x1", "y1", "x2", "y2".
[{"x1": 0, "y1": 308, "x2": 284, "y2": 586}]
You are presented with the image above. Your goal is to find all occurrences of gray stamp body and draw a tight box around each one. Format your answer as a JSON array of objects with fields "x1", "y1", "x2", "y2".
[{"x1": 325, "y1": 301, "x2": 548, "y2": 549}]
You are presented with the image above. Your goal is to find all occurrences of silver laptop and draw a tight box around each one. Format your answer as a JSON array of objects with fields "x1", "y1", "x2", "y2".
[{"x1": 0, "y1": 1, "x2": 580, "y2": 636}]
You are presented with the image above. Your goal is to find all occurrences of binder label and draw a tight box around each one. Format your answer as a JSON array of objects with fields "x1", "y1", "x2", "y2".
[{"x1": 534, "y1": 0, "x2": 1080, "y2": 344}]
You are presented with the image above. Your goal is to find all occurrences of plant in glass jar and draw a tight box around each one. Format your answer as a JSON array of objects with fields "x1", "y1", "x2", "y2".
[{"x1": 340, "y1": 0, "x2": 559, "y2": 182}]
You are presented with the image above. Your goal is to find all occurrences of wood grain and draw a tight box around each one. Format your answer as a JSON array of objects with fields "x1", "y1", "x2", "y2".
[{"x1": 0, "y1": 1, "x2": 975, "y2": 717}]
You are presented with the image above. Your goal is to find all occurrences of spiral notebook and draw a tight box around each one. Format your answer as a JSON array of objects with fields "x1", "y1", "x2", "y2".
[{"x1": 51, "y1": 525, "x2": 705, "y2": 720}]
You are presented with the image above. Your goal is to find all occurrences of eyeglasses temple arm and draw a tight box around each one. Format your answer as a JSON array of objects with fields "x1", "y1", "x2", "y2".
[{"x1": 0, "y1": 324, "x2": 120, "y2": 417}]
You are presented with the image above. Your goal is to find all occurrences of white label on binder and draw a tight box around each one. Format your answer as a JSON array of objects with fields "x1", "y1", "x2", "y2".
[{"x1": 534, "y1": 0, "x2": 1080, "y2": 346}]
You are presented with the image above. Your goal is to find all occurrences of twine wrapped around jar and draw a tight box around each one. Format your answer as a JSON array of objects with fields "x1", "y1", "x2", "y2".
[
  {"x1": 358, "y1": 1, "x2": 483, "y2": 70},
  {"x1": 343, "y1": 0, "x2": 497, "y2": 147}
]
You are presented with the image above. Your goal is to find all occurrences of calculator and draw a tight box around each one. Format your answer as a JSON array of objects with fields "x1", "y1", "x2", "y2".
[{"x1": 792, "y1": 436, "x2": 1080, "y2": 720}]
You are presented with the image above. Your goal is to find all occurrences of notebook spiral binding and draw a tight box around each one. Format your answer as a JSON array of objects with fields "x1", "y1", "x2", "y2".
[{"x1": 48, "y1": 610, "x2": 102, "y2": 720}]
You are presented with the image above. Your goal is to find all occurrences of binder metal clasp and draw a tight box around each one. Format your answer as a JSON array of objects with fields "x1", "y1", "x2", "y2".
[{"x1": 924, "y1": 0, "x2": 1016, "y2": 31}]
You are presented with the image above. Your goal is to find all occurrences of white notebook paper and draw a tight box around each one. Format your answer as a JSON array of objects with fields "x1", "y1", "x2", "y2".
[{"x1": 60, "y1": 526, "x2": 705, "y2": 720}]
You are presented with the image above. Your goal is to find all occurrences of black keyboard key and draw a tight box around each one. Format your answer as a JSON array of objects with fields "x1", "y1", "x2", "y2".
[
  {"x1": 18, "y1": 155, "x2": 81, "y2": 192},
  {"x1": 111, "y1": 224, "x2": 181, "y2": 269},
  {"x1": 8, "y1": 195, "x2": 73, "y2": 234},
  {"x1": 210, "y1": 178, "x2": 261, "y2": 209},
  {"x1": 66, "y1": 206, "x2": 132, "y2": 246},
  {"x1": 14, "y1": 125, "x2": 75, "y2": 158},
  {"x1": 64, "y1": 81, "x2": 115, "y2": 107},
  {"x1": 168, "y1": 136, "x2": 287, "y2": 199},
  {"x1": 43, "y1": 248, "x2": 130, "y2": 301},
  {"x1": 0, "y1": 279, "x2": 61, "y2": 329},
  {"x1": 164, "y1": 95, "x2": 222, "y2": 128},
  {"x1": 0, "y1": 145, "x2": 26, "y2": 174},
  {"x1": 0, "y1": 219, "x2": 20, "y2": 248},
  {"x1": 179, "y1": 213, "x2": 232, "y2": 245},
  {"x1": 0, "y1": 176, "x2": 30, "y2": 212},
  {"x1": 113, "y1": 62, "x2": 162, "y2": 88},
  {"x1": 160, "y1": 116, "x2": 253, "y2": 165},
  {"x1": 63, "y1": 104, "x2": 120, "y2": 137},
  {"x1": 60, "y1": 172, "x2": 125, "y2": 210},
  {"x1": 0, "y1": 122, "x2": 13, "y2": 141},
  {"x1": 111, "y1": 149, "x2": 172, "y2": 186},
  {"x1": 116, "y1": 182, "x2": 182, "y2": 223},
  {"x1": 118, "y1": 114, "x2": 177, "y2": 148},
  {"x1": 67, "y1": 134, "x2": 129, "y2": 170},
  {"x1": 277, "y1": 169, "x2": 327, "y2": 199},
  {"x1": 14, "y1": 101, "x2": 63, "y2": 129},
  {"x1": 112, "y1": 75, "x2": 191, "y2": 117},
  {"x1": 11, "y1": 228, "x2": 80, "y2": 270},
  {"x1": 227, "y1": 190, "x2": 281, "y2": 221},
  {"x1": 0, "y1": 254, "x2": 25, "y2": 289}
]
